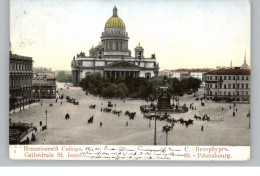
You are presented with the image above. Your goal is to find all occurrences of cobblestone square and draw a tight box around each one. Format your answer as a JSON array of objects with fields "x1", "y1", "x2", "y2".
[{"x1": 9, "y1": 82, "x2": 250, "y2": 146}]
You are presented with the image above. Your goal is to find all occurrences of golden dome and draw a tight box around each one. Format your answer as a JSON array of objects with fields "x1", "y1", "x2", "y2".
[
  {"x1": 136, "y1": 42, "x2": 143, "y2": 48},
  {"x1": 105, "y1": 6, "x2": 126, "y2": 29}
]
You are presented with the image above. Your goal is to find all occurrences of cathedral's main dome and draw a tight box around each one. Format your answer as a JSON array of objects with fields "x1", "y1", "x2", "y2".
[{"x1": 105, "y1": 6, "x2": 126, "y2": 29}]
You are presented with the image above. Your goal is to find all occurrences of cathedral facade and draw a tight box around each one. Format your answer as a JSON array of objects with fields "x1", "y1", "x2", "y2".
[{"x1": 71, "y1": 7, "x2": 159, "y2": 85}]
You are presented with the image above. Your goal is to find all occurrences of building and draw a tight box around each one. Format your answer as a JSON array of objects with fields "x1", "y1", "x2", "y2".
[
  {"x1": 204, "y1": 68, "x2": 250, "y2": 102},
  {"x1": 9, "y1": 51, "x2": 33, "y2": 111},
  {"x1": 158, "y1": 69, "x2": 173, "y2": 78},
  {"x1": 32, "y1": 71, "x2": 56, "y2": 99},
  {"x1": 171, "y1": 69, "x2": 190, "y2": 80},
  {"x1": 171, "y1": 69, "x2": 212, "y2": 87},
  {"x1": 71, "y1": 6, "x2": 159, "y2": 85}
]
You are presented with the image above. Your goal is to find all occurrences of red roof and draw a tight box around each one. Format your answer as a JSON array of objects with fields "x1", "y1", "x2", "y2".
[
  {"x1": 206, "y1": 69, "x2": 250, "y2": 75},
  {"x1": 172, "y1": 68, "x2": 212, "y2": 72}
]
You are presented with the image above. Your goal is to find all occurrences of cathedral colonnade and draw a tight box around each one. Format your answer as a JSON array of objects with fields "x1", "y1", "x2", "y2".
[{"x1": 103, "y1": 70, "x2": 140, "y2": 78}]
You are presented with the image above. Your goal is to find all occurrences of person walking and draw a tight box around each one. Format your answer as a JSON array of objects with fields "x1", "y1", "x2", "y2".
[
  {"x1": 100, "y1": 121, "x2": 102, "y2": 127},
  {"x1": 60, "y1": 102, "x2": 62, "y2": 106},
  {"x1": 41, "y1": 102, "x2": 42, "y2": 107},
  {"x1": 126, "y1": 121, "x2": 128, "y2": 127},
  {"x1": 201, "y1": 126, "x2": 204, "y2": 132}
]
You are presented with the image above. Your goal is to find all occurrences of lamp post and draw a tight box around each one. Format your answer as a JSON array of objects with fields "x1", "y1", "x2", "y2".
[
  {"x1": 233, "y1": 102, "x2": 236, "y2": 117},
  {"x1": 163, "y1": 124, "x2": 171, "y2": 146},
  {"x1": 45, "y1": 109, "x2": 48, "y2": 129},
  {"x1": 248, "y1": 110, "x2": 250, "y2": 129},
  {"x1": 154, "y1": 113, "x2": 157, "y2": 145}
]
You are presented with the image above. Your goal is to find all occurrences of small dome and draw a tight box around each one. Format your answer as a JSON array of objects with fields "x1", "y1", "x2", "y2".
[
  {"x1": 90, "y1": 45, "x2": 95, "y2": 50},
  {"x1": 136, "y1": 43, "x2": 143, "y2": 49},
  {"x1": 105, "y1": 6, "x2": 126, "y2": 29}
]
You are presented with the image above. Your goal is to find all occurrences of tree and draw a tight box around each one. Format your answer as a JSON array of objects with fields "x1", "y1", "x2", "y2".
[{"x1": 56, "y1": 71, "x2": 72, "y2": 82}]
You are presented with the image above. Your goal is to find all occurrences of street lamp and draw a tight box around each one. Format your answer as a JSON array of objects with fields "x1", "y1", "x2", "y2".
[
  {"x1": 45, "y1": 109, "x2": 48, "y2": 129},
  {"x1": 162, "y1": 124, "x2": 171, "y2": 146},
  {"x1": 233, "y1": 102, "x2": 236, "y2": 117},
  {"x1": 248, "y1": 110, "x2": 250, "y2": 129},
  {"x1": 154, "y1": 113, "x2": 157, "y2": 145}
]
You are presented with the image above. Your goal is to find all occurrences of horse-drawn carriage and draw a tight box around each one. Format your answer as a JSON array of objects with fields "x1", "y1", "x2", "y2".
[{"x1": 108, "y1": 102, "x2": 113, "y2": 107}]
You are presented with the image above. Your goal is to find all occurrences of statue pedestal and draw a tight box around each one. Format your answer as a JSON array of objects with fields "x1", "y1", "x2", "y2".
[{"x1": 157, "y1": 86, "x2": 172, "y2": 110}]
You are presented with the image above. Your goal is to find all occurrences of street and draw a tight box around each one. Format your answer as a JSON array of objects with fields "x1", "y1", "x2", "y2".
[{"x1": 10, "y1": 82, "x2": 250, "y2": 146}]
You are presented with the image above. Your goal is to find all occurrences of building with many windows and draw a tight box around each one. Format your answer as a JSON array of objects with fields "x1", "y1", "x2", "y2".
[
  {"x1": 71, "y1": 7, "x2": 159, "y2": 85},
  {"x1": 170, "y1": 68, "x2": 212, "y2": 87},
  {"x1": 204, "y1": 68, "x2": 250, "y2": 102},
  {"x1": 9, "y1": 51, "x2": 33, "y2": 111},
  {"x1": 32, "y1": 71, "x2": 56, "y2": 99}
]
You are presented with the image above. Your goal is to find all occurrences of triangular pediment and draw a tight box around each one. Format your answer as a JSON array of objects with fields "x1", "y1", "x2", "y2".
[{"x1": 106, "y1": 61, "x2": 139, "y2": 68}]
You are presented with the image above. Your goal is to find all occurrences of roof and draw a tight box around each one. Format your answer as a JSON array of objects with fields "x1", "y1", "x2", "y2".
[
  {"x1": 10, "y1": 52, "x2": 33, "y2": 61},
  {"x1": 206, "y1": 68, "x2": 250, "y2": 75},
  {"x1": 32, "y1": 79, "x2": 52, "y2": 86},
  {"x1": 172, "y1": 68, "x2": 212, "y2": 72}
]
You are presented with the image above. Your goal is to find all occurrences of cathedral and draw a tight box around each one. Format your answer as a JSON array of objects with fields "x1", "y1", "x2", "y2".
[{"x1": 71, "y1": 6, "x2": 159, "y2": 85}]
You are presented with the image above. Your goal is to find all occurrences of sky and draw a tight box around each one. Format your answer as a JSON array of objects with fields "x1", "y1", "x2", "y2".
[{"x1": 10, "y1": 0, "x2": 251, "y2": 71}]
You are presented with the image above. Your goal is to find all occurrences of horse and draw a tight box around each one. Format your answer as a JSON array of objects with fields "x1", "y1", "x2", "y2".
[
  {"x1": 89, "y1": 105, "x2": 96, "y2": 109},
  {"x1": 194, "y1": 115, "x2": 201, "y2": 120},
  {"x1": 128, "y1": 112, "x2": 136, "y2": 120}
]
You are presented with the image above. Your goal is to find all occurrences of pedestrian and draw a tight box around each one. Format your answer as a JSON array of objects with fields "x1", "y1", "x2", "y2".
[
  {"x1": 100, "y1": 121, "x2": 102, "y2": 127},
  {"x1": 201, "y1": 126, "x2": 204, "y2": 132},
  {"x1": 117, "y1": 112, "x2": 120, "y2": 117},
  {"x1": 236, "y1": 108, "x2": 237, "y2": 112},
  {"x1": 195, "y1": 107, "x2": 196, "y2": 110},
  {"x1": 60, "y1": 102, "x2": 62, "y2": 106},
  {"x1": 126, "y1": 121, "x2": 128, "y2": 127},
  {"x1": 222, "y1": 107, "x2": 224, "y2": 111},
  {"x1": 41, "y1": 102, "x2": 42, "y2": 107},
  {"x1": 230, "y1": 106, "x2": 231, "y2": 109},
  {"x1": 42, "y1": 139, "x2": 46, "y2": 145},
  {"x1": 101, "y1": 108, "x2": 102, "y2": 112}
]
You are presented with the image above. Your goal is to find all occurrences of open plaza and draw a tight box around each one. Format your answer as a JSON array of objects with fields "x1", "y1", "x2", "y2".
[{"x1": 9, "y1": 82, "x2": 250, "y2": 146}]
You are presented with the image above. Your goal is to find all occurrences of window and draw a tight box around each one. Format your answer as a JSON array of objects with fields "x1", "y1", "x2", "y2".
[
  {"x1": 246, "y1": 91, "x2": 248, "y2": 95},
  {"x1": 242, "y1": 84, "x2": 244, "y2": 89},
  {"x1": 237, "y1": 84, "x2": 240, "y2": 89},
  {"x1": 220, "y1": 76, "x2": 222, "y2": 80},
  {"x1": 246, "y1": 76, "x2": 248, "y2": 80},
  {"x1": 233, "y1": 76, "x2": 235, "y2": 80},
  {"x1": 215, "y1": 91, "x2": 217, "y2": 95},
  {"x1": 224, "y1": 76, "x2": 226, "y2": 80},
  {"x1": 215, "y1": 76, "x2": 217, "y2": 80},
  {"x1": 210, "y1": 76, "x2": 212, "y2": 80},
  {"x1": 228, "y1": 92, "x2": 231, "y2": 96},
  {"x1": 224, "y1": 84, "x2": 226, "y2": 89},
  {"x1": 246, "y1": 84, "x2": 248, "y2": 89},
  {"x1": 219, "y1": 84, "x2": 222, "y2": 89},
  {"x1": 229, "y1": 76, "x2": 231, "y2": 80},
  {"x1": 242, "y1": 76, "x2": 244, "y2": 80},
  {"x1": 237, "y1": 92, "x2": 239, "y2": 95},
  {"x1": 210, "y1": 84, "x2": 212, "y2": 88},
  {"x1": 237, "y1": 76, "x2": 240, "y2": 80},
  {"x1": 228, "y1": 84, "x2": 231, "y2": 89},
  {"x1": 233, "y1": 84, "x2": 236, "y2": 89},
  {"x1": 215, "y1": 84, "x2": 218, "y2": 88}
]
